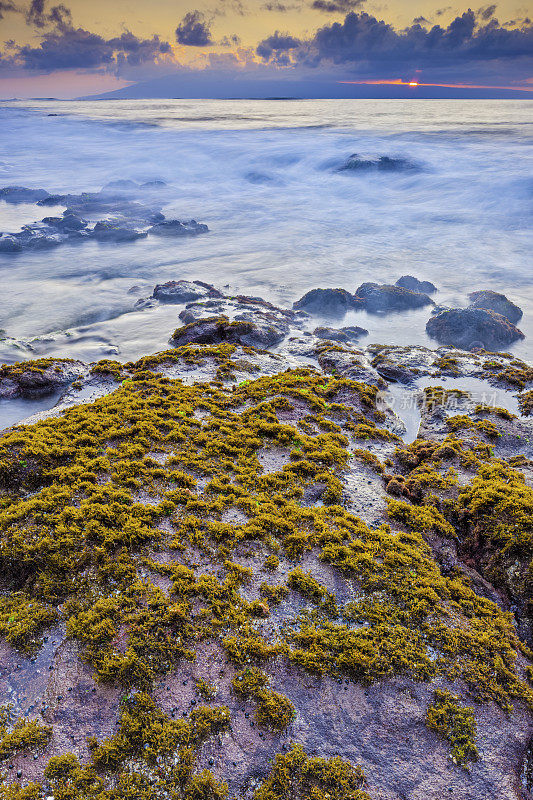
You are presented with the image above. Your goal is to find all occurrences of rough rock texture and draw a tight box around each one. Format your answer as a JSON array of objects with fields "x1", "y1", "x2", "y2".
[
  {"x1": 293, "y1": 288, "x2": 361, "y2": 315},
  {"x1": 170, "y1": 315, "x2": 287, "y2": 348},
  {"x1": 468, "y1": 290, "x2": 523, "y2": 324},
  {"x1": 153, "y1": 280, "x2": 222, "y2": 304},
  {"x1": 0, "y1": 312, "x2": 532, "y2": 800},
  {"x1": 427, "y1": 308, "x2": 525, "y2": 351},
  {"x1": 355, "y1": 282, "x2": 434, "y2": 312},
  {"x1": 0, "y1": 359, "x2": 85, "y2": 400},
  {"x1": 313, "y1": 325, "x2": 369, "y2": 342},
  {"x1": 396, "y1": 275, "x2": 438, "y2": 294}
]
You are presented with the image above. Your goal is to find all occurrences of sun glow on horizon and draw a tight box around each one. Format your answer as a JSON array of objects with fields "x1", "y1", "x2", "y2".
[{"x1": 339, "y1": 78, "x2": 533, "y2": 93}]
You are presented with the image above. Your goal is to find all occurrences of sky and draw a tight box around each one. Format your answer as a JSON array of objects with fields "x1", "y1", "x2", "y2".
[{"x1": 0, "y1": 0, "x2": 532, "y2": 97}]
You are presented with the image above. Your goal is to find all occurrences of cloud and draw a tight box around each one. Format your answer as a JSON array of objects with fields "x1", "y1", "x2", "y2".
[
  {"x1": 413, "y1": 16, "x2": 429, "y2": 24},
  {"x1": 220, "y1": 33, "x2": 241, "y2": 46},
  {"x1": 312, "y1": 0, "x2": 364, "y2": 13},
  {"x1": 175, "y1": 11, "x2": 212, "y2": 46},
  {"x1": 477, "y1": 4, "x2": 496, "y2": 20},
  {"x1": 297, "y1": 10, "x2": 533, "y2": 73},
  {"x1": 262, "y1": 1, "x2": 301, "y2": 10},
  {"x1": 26, "y1": 0, "x2": 71, "y2": 28},
  {"x1": 256, "y1": 30, "x2": 301, "y2": 61},
  {"x1": 0, "y1": 1, "x2": 17, "y2": 20}
]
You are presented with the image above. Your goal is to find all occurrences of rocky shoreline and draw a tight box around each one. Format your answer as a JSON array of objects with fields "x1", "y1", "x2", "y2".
[{"x1": 0, "y1": 279, "x2": 532, "y2": 800}]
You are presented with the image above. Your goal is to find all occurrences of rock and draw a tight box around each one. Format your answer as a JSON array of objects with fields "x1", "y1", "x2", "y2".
[
  {"x1": 468, "y1": 290, "x2": 523, "y2": 324},
  {"x1": 90, "y1": 221, "x2": 147, "y2": 242},
  {"x1": 0, "y1": 186, "x2": 50, "y2": 203},
  {"x1": 293, "y1": 288, "x2": 360, "y2": 316},
  {"x1": 41, "y1": 214, "x2": 87, "y2": 232},
  {"x1": 0, "y1": 236, "x2": 23, "y2": 253},
  {"x1": 0, "y1": 360, "x2": 85, "y2": 400},
  {"x1": 141, "y1": 180, "x2": 167, "y2": 189},
  {"x1": 37, "y1": 194, "x2": 69, "y2": 206},
  {"x1": 338, "y1": 154, "x2": 418, "y2": 173},
  {"x1": 395, "y1": 275, "x2": 437, "y2": 294},
  {"x1": 313, "y1": 326, "x2": 368, "y2": 343},
  {"x1": 153, "y1": 280, "x2": 222, "y2": 304},
  {"x1": 101, "y1": 180, "x2": 139, "y2": 192},
  {"x1": 178, "y1": 310, "x2": 197, "y2": 325},
  {"x1": 426, "y1": 308, "x2": 525, "y2": 351},
  {"x1": 171, "y1": 315, "x2": 286, "y2": 349},
  {"x1": 354, "y1": 282, "x2": 434, "y2": 312},
  {"x1": 148, "y1": 219, "x2": 208, "y2": 237}
]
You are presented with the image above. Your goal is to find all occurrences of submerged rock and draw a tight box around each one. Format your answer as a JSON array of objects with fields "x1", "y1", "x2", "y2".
[
  {"x1": 338, "y1": 154, "x2": 418, "y2": 172},
  {"x1": 468, "y1": 289, "x2": 523, "y2": 324},
  {"x1": 354, "y1": 282, "x2": 434, "y2": 312},
  {"x1": 426, "y1": 307, "x2": 525, "y2": 350},
  {"x1": 0, "y1": 186, "x2": 50, "y2": 203},
  {"x1": 293, "y1": 288, "x2": 360, "y2": 316},
  {"x1": 91, "y1": 221, "x2": 147, "y2": 242},
  {"x1": 314, "y1": 325, "x2": 368, "y2": 342},
  {"x1": 147, "y1": 219, "x2": 208, "y2": 237},
  {"x1": 396, "y1": 275, "x2": 438, "y2": 294},
  {"x1": 153, "y1": 280, "x2": 222, "y2": 304}
]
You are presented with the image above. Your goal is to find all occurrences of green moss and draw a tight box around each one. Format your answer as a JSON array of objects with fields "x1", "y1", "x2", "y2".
[
  {"x1": 0, "y1": 707, "x2": 52, "y2": 761},
  {"x1": 254, "y1": 744, "x2": 370, "y2": 800},
  {"x1": 425, "y1": 690, "x2": 479, "y2": 766},
  {"x1": 518, "y1": 390, "x2": 533, "y2": 416}
]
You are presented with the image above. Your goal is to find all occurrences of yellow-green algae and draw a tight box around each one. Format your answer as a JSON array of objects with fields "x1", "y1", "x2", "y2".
[
  {"x1": 0, "y1": 345, "x2": 532, "y2": 797},
  {"x1": 425, "y1": 690, "x2": 478, "y2": 766}
]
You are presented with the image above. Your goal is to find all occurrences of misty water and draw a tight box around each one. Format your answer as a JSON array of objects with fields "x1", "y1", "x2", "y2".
[{"x1": 0, "y1": 98, "x2": 532, "y2": 365}]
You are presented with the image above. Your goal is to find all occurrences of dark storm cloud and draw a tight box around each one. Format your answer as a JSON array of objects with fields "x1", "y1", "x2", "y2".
[
  {"x1": 413, "y1": 16, "x2": 429, "y2": 24},
  {"x1": 311, "y1": 0, "x2": 365, "y2": 14},
  {"x1": 175, "y1": 11, "x2": 213, "y2": 46},
  {"x1": 293, "y1": 10, "x2": 533, "y2": 71},
  {"x1": 26, "y1": 0, "x2": 71, "y2": 27},
  {"x1": 256, "y1": 31, "x2": 301, "y2": 60}
]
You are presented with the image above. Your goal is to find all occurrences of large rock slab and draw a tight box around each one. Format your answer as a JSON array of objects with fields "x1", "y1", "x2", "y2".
[
  {"x1": 426, "y1": 307, "x2": 525, "y2": 351},
  {"x1": 468, "y1": 290, "x2": 523, "y2": 324}
]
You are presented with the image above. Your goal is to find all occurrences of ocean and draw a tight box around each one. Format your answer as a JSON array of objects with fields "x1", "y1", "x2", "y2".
[{"x1": 0, "y1": 98, "x2": 532, "y2": 364}]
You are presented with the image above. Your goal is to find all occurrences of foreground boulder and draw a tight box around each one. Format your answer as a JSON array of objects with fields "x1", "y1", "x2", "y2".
[
  {"x1": 426, "y1": 307, "x2": 525, "y2": 350},
  {"x1": 153, "y1": 280, "x2": 222, "y2": 304},
  {"x1": 468, "y1": 289, "x2": 523, "y2": 324},
  {"x1": 293, "y1": 288, "x2": 360, "y2": 315},
  {"x1": 171, "y1": 315, "x2": 287, "y2": 348},
  {"x1": 0, "y1": 344, "x2": 531, "y2": 800},
  {"x1": 354, "y1": 282, "x2": 434, "y2": 312},
  {"x1": 396, "y1": 275, "x2": 438, "y2": 294}
]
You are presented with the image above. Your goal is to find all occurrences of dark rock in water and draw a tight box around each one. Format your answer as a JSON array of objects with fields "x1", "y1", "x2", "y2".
[
  {"x1": 293, "y1": 288, "x2": 361, "y2": 316},
  {"x1": 24, "y1": 234, "x2": 62, "y2": 250},
  {"x1": 354, "y1": 282, "x2": 434, "y2": 312},
  {"x1": 0, "y1": 236, "x2": 23, "y2": 253},
  {"x1": 0, "y1": 186, "x2": 50, "y2": 203},
  {"x1": 178, "y1": 309, "x2": 197, "y2": 325},
  {"x1": 153, "y1": 280, "x2": 222, "y2": 304},
  {"x1": 314, "y1": 325, "x2": 368, "y2": 342},
  {"x1": 468, "y1": 290, "x2": 523, "y2": 324},
  {"x1": 37, "y1": 194, "x2": 69, "y2": 206},
  {"x1": 395, "y1": 275, "x2": 438, "y2": 294},
  {"x1": 171, "y1": 315, "x2": 286, "y2": 348},
  {"x1": 426, "y1": 308, "x2": 525, "y2": 351},
  {"x1": 0, "y1": 360, "x2": 84, "y2": 400},
  {"x1": 148, "y1": 219, "x2": 209, "y2": 237},
  {"x1": 101, "y1": 180, "x2": 139, "y2": 192},
  {"x1": 141, "y1": 180, "x2": 167, "y2": 189},
  {"x1": 338, "y1": 154, "x2": 417, "y2": 173},
  {"x1": 91, "y1": 221, "x2": 147, "y2": 243},
  {"x1": 41, "y1": 214, "x2": 87, "y2": 232}
]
